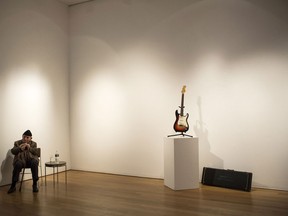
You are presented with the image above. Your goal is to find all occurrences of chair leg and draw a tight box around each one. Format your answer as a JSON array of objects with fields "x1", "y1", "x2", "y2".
[
  {"x1": 39, "y1": 160, "x2": 42, "y2": 185},
  {"x1": 19, "y1": 169, "x2": 25, "y2": 192}
]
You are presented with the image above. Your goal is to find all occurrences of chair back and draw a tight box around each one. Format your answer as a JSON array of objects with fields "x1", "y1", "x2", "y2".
[{"x1": 35, "y1": 148, "x2": 41, "y2": 158}]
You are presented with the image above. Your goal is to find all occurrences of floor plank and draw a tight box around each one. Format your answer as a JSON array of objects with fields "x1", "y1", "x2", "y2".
[{"x1": 1, "y1": 170, "x2": 287, "y2": 216}]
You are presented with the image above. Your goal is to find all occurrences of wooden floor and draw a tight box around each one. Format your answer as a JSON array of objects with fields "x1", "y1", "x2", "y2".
[{"x1": 0, "y1": 170, "x2": 288, "y2": 216}]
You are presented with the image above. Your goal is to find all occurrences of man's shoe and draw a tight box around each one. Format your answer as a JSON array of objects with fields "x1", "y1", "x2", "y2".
[
  {"x1": 33, "y1": 185, "x2": 39, "y2": 193},
  {"x1": 7, "y1": 186, "x2": 16, "y2": 194}
]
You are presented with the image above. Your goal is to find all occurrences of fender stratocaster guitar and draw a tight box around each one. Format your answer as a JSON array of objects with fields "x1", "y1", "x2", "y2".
[{"x1": 173, "y1": 85, "x2": 189, "y2": 133}]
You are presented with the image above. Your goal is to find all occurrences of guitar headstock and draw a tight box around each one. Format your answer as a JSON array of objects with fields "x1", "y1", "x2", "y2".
[{"x1": 181, "y1": 85, "x2": 186, "y2": 94}]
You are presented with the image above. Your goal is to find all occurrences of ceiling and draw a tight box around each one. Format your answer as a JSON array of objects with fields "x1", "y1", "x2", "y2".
[{"x1": 57, "y1": 0, "x2": 93, "y2": 6}]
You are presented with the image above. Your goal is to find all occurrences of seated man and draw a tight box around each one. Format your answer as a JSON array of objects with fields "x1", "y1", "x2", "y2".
[{"x1": 7, "y1": 130, "x2": 39, "y2": 193}]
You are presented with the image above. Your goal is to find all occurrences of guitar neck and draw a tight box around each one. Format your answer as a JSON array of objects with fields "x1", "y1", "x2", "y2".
[{"x1": 180, "y1": 93, "x2": 185, "y2": 116}]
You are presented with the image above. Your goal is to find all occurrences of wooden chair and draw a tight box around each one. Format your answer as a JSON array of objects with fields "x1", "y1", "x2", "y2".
[{"x1": 19, "y1": 148, "x2": 42, "y2": 191}]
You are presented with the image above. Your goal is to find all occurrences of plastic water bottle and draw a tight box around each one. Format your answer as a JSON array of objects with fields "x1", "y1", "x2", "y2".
[{"x1": 55, "y1": 151, "x2": 59, "y2": 163}]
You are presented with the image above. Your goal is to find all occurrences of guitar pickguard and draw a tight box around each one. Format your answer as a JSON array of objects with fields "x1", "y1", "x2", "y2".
[{"x1": 177, "y1": 115, "x2": 189, "y2": 127}]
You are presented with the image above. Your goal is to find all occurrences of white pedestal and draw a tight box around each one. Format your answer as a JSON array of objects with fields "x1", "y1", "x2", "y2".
[{"x1": 164, "y1": 137, "x2": 199, "y2": 190}]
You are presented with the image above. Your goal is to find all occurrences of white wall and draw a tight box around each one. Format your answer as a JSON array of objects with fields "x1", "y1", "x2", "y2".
[
  {"x1": 69, "y1": 0, "x2": 288, "y2": 190},
  {"x1": 0, "y1": 0, "x2": 70, "y2": 185}
]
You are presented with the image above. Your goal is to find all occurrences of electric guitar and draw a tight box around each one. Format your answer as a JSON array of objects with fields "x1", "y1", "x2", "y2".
[{"x1": 173, "y1": 85, "x2": 189, "y2": 133}]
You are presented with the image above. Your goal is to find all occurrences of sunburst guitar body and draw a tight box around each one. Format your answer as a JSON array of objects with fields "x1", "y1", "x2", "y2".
[{"x1": 173, "y1": 110, "x2": 189, "y2": 133}]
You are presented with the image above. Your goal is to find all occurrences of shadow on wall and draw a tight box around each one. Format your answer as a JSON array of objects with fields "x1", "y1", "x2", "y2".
[
  {"x1": 193, "y1": 97, "x2": 224, "y2": 174},
  {"x1": 0, "y1": 150, "x2": 13, "y2": 186}
]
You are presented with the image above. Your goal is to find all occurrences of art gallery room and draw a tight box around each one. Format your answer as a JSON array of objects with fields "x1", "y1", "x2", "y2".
[{"x1": 0, "y1": 0, "x2": 288, "y2": 215}]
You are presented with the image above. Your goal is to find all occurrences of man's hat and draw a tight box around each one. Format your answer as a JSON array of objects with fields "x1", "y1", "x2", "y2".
[{"x1": 23, "y1": 130, "x2": 32, "y2": 136}]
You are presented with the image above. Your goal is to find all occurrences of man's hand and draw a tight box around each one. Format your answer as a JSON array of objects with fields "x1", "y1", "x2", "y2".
[
  {"x1": 19, "y1": 143, "x2": 26, "y2": 150},
  {"x1": 20, "y1": 143, "x2": 30, "y2": 151}
]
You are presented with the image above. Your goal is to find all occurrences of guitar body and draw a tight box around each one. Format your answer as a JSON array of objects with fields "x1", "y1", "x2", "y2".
[{"x1": 173, "y1": 110, "x2": 189, "y2": 133}]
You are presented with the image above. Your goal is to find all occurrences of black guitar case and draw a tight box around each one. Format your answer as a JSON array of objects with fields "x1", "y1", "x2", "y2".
[{"x1": 201, "y1": 167, "x2": 253, "y2": 192}]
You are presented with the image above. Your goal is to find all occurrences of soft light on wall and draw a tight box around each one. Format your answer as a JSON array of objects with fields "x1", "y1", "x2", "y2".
[{"x1": 2, "y1": 64, "x2": 53, "y2": 133}]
